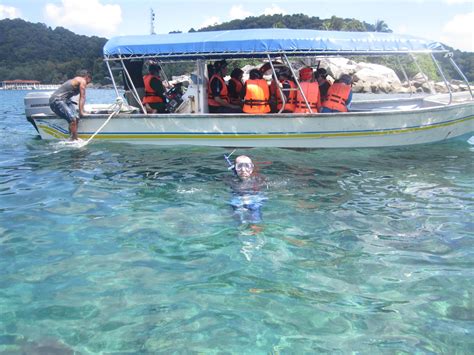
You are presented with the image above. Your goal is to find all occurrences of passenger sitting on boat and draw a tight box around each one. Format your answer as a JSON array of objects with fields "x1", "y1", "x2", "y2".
[
  {"x1": 142, "y1": 64, "x2": 167, "y2": 113},
  {"x1": 228, "y1": 68, "x2": 244, "y2": 107},
  {"x1": 49, "y1": 69, "x2": 92, "y2": 141},
  {"x1": 275, "y1": 67, "x2": 296, "y2": 113},
  {"x1": 294, "y1": 67, "x2": 321, "y2": 114},
  {"x1": 315, "y1": 68, "x2": 331, "y2": 102},
  {"x1": 242, "y1": 69, "x2": 271, "y2": 114},
  {"x1": 208, "y1": 60, "x2": 242, "y2": 113},
  {"x1": 321, "y1": 74, "x2": 353, "y2": 113}
]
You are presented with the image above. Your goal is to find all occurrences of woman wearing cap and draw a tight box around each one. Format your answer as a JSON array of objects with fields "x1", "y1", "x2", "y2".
[
  {"x1": 321, "y1": 74, "x2": 353, "y2": 113},
  {"x1": 294, "y1": 67, "x2": 321, "y2": 114}
]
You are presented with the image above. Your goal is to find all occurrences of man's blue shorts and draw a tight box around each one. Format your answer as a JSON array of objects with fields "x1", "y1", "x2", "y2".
[{"x1": 49, "y1": 99, "x2": 78, "y2": 123}]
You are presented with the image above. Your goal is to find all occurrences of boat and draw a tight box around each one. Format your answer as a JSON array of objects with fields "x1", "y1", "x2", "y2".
[{"x1": 24, "y1": 28, "x2": 474, "y2": 148}]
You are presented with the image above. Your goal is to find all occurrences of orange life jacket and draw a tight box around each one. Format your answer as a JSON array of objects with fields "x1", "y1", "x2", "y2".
[
  {"x1": 208, "y1": 74, "x2": 229, "y2": 107},
  {"x1": 243, "y1": 79, "x2": 271, "y2": 114},
  {"x1": 228, "y1": 78, "x2": 243, "y2": 105},
  {"x1": 294, "y1": 82, "x2": 320, "y2": 113},
  {"x1": 143, "y1": 75, "x2": 164, "y2": 104},
  {"x1": 322, "y1": 83, "x2": 351, "y2": 112},
  {"x1": 276, "y1": 79, "x2": 296, "y2": 112}
]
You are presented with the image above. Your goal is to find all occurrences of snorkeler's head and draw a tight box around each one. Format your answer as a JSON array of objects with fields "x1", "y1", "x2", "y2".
[{"x1": 235, "y1": 155, "x2": 254, "y2": 180}]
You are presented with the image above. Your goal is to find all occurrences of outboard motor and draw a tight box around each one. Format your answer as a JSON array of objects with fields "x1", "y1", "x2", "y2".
[{"x1": 24, "y1": 91, "x2": 55, "y2": 119}]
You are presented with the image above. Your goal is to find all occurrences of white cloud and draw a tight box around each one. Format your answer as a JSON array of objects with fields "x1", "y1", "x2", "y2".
[
  {"x1": 441, "y1": 12, "x2": 474, "y2": 51},
  {"x1": 44, "y1": 0, "x2": 122, "y2": 37},
  {"x1": 395, "y1": 24, "x2": 408, "y2": 34},
  {"x1": 200, "y1": 16, "x2": 221, "y2": 29},
  {"x1": 229, "y1": 5, "x2": 252, "y2": 20},
  {"x1": 263, "y1": 4, "x2": 286, "y2": 16},
  {"x1": 0, "y1": 4, "x2": 21, "y2": 19},
  {"x1": 445, "y1": 0, "x2": 472, "y2": 4}
]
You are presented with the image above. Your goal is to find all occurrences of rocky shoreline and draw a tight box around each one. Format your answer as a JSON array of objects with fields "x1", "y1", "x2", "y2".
[{"x1": 317, "y1": 57, "x2": 472, "y2": 94}]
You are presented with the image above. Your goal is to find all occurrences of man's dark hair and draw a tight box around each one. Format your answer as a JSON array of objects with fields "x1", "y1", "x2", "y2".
[
  {"x1": 148, "y1": 64, "x2": 161, "y2": 73},
  {"x1": 230, "y1": 68, "x2": 243, "y2": 79},
  {"x1": 249, "y1": 69, "x2": 262, "y2": 80},
  {"x1": 77, "y1": 69, "x2": 92, "y2": 78}
]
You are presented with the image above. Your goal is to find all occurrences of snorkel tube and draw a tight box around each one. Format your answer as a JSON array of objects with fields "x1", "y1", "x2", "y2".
[{"x1": 224, "y1": 149, "x2": 237, "y2": 176}]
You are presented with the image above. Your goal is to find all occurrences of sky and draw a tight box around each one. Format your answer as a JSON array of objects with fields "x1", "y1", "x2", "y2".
[{"x1": 0, "y1": 0, "x2": 473, "y2": 52}]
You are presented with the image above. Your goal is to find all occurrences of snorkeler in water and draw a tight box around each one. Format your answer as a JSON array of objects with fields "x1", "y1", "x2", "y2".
[{"x1": 225, "y1": 153, "x2": 267, "y2": 225}]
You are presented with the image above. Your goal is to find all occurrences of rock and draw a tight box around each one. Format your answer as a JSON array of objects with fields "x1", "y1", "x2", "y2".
[{"x1": 352, "y1": 63, "x2": 402, "y2": 93}]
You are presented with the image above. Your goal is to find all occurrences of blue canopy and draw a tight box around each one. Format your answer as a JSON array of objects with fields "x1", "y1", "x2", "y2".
[{"x1": 103, "y1": 28, "x2": 445, "y2": 60}]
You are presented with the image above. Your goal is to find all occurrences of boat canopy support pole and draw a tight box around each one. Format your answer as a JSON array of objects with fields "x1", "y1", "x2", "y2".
[
  {"x1": 397, "y1": 56, "x2": 413, "y2": 97},
  {"x1": 106, "y1": 61, "x2": 120, "y2": 99},
  {"x1": 282, "y1": 54, "x2": 312, "y2": 113},
  {"x1": 196, "y1": 59, "x2": 205, "y2": 113},
  {"x1": 431, "y1": 53, "x2": 452, "y2": 105},
  {"x1": 446, "y1": 52, "x2": 473, "y2": 99},
  {"x1": 410, "y1": 54, "x2": 435, "y2": 94},
  {"x1": 266, "y1": 54, "x2": 286, "y2": 114},
  {"x1": 120, "y1": 58, "x2": 147, "y2": 114}
]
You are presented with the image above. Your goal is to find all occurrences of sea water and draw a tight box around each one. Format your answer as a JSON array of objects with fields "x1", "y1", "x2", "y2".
[{"x1": 0, "y1": 90, "x2": 473, "y2": 353}]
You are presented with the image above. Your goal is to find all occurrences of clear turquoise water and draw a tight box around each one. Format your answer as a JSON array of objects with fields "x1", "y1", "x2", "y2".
[{"x1": 1, "y1": 90, "x2": 473, "y2": 353}]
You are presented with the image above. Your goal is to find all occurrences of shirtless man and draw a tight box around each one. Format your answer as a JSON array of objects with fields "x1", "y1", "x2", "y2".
[{"x1": 49, "y1": 70, "x2": 92, "y2": 140}]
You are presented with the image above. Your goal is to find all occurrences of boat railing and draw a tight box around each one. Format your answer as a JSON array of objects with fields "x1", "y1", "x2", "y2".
[{"x1": 445, "y1": 52, "x2": 473, "y2": 100}]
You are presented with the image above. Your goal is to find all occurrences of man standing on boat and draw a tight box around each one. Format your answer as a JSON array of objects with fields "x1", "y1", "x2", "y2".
[
  {"x1": 321, "y1": 74, "x2": 353, "y2": 113},
  {"x1": 208, "y1": 60, "x2": 242, "y2": 113},
  {"x1": 294, "y1": 67, "x2": 321, "y2": 114},
  {"x1": 49, "y1": 70, "x2": 92, "y2": 141}
]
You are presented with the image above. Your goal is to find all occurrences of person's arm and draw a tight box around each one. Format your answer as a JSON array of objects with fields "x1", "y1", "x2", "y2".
[
  {"x1": 346, "y1": 90, "x2": 353, "y2": 110},
  {"x1": 150, "y1": 77, "x2": 165, "y2": 99},
  {"x1": 78, "y1": 77, "x2": 88, "y2": 117}
]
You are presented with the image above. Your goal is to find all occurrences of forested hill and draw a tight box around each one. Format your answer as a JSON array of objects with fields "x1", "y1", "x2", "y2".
[
  {"x1": 1, "y1": 16, "x2": 472, "y2": 84},
  {"x1": 0, "y1": 18, "x2": 108, "y2": 84},
  {"x1": 196, "y1": 13, "x2": 383, "y2": 32}
]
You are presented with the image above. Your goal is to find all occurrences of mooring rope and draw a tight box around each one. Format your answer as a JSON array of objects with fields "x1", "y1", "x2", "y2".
[{"x1": 78, "y1": 97, "x2": 124, "y2": 147}]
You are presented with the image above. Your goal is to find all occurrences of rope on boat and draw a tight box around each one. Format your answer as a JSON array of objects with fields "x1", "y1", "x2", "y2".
[{"x1": 79, "y1": 97, "x2": 124, "y2": 147}]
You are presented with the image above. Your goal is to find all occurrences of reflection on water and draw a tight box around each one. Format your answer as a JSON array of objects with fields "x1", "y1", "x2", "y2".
[{"x1": 0, "y1": 90, "x2": 473, "y2": 353}]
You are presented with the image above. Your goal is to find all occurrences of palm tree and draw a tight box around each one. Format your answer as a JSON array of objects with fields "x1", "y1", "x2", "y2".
[{"x1": 374, "y1": 20, "x2": 391, "y2": 33}]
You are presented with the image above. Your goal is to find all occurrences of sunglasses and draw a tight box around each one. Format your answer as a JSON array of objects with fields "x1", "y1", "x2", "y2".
[{"x1": 235, "y1": 162, "x2": 254, "y2": 170}]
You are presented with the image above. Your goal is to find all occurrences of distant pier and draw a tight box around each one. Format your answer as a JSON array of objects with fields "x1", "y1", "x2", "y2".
[{"x1": 0, "y1": 80, "x2": 59, "y2": 90}]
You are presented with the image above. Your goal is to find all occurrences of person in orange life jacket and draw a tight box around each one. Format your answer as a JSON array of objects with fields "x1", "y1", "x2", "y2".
[
  {"x1": 228, "y1": 68, "x2": 244, "y2": 106},
  {"x1": 242, "y1": 69, "x2": 271, "y2": 114},
  {"x1": 142, "y1": 64, "x2": 166, "y2": 113},
  {"x1": 321, "y1": 74, "x2": 353, "y2": 113},
  {"x1": 315, "y1": 68, "x2": 331, "y2": 102},
  {"x1": 294, "y1": 67, "x2": 321, "y2": 114},
  {"x1": 275, "y1": 67, "x2": 296, "y2": 113},
  {"x1": 208, "y1": 60, "x2": 242, "y2": 113}
]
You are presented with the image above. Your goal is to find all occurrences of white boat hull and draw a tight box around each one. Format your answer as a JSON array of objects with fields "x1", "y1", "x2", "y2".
[{"x1": 31, "y1": 97, "x2": 474, "y2": 148}]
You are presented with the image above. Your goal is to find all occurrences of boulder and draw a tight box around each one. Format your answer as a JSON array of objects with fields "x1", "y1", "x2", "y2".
[{"x1": 352, "y1": 63, "x2": 402, "y2": 93}]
